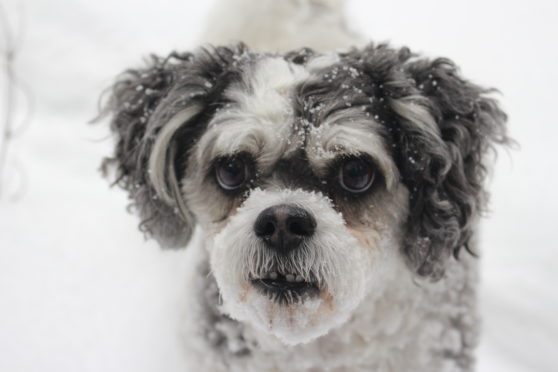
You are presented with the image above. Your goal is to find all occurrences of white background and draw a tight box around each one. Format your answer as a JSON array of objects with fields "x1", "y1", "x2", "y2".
[{"x1": 0, "y1": 0, "x2": 557, "y2": 371}]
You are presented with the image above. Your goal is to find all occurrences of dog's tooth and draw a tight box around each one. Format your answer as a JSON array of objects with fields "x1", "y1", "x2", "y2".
[
  {"x1": 286, "y1": 274, "x2": 295, "y2": 282},
  {"x1": 295, "y1": 275, "x2": 304, "y2": 282},
  {"x1": 269, "y1": 272, "x2": 278, "y2": 280}
]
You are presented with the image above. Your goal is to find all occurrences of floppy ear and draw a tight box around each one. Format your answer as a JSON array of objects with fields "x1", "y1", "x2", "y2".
[
  {"x1": 392, "y1": 56, "x2": 509, "y2": 279},
  {"x1": 350, "y1": 44, "x2": 508, "y2": 278},
  {"x1": 101, "y1": 44, "x2": 248, "y2": 248}
]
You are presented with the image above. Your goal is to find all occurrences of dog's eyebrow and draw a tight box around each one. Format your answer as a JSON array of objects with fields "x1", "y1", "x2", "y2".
[
  {"x1": 305, "y1": 113, "x2": 399, "y2": 190},
  {"x1": 192, "y1": 56, "x2": 313, "y2": 171},
  {"x1": 193, "y1": 111, "x2": 293, "y2": 173}
]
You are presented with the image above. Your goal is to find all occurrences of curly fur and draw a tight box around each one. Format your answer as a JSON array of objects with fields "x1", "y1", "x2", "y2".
[
  {"x1": 102, "y1": 42, "x2": 508, "y2": 277},
  {"x1": 99, "y1": 0, "x2": 508, "y2": 370},
  {"x1": 100, "y1": 45, "x2": 252, "y2": 247}
]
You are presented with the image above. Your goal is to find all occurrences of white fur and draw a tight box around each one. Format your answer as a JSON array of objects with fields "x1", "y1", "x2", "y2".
[
  {"x1": 196, "y1": 57, "x2": 310, "y2": 170},
  {"x1": 211, "y1": 188, "x2": 373, "y2": 345}
]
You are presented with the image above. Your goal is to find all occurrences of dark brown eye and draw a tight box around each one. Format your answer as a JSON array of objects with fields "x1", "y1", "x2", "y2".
[
  {"x1": 216, "y1": 156, "x2": 248, "y2": 190},
  {"x1": 339, "y1": 158, "x2": 375, "y2": 193}
]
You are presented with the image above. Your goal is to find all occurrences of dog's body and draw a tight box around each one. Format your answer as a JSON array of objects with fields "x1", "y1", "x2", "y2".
[{"x1": 101, "y1": 1, "x2": 507, "y2": 371}]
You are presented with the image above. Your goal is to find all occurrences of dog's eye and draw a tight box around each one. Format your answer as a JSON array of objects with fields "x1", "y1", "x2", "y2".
[
  {"x1": 216, "y1": 156, "x2": 248, "y2": 190},
  {"x1": 339, "y1": 158, "x2": 375, "y2": 193}
]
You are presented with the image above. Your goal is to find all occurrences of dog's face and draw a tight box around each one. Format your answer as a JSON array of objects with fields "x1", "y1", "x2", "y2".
[
  {"x1": 102, "y1": 44, "x2": 507, "y2": 344},
  {"x1": 182, "y1": 56, "x2": 410, "y2": 343}
]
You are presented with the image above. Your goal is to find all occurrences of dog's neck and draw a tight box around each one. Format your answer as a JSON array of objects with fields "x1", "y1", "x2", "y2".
[{"x1": 182, "y1": 235, "x2": 479, "y2": 372}]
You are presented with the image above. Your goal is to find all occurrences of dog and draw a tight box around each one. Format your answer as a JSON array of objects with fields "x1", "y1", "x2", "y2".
[{"x1": 100, "y1": 0, "x2": 508, "y2": 370}]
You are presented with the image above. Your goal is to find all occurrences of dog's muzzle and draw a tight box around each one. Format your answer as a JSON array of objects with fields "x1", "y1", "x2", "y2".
[{"x1": 251, "y1": 204, "x2": 319, "y2": 303}]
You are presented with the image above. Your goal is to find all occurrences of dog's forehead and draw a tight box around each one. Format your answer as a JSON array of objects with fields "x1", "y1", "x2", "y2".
[{"x1": 194, "y1": 54, "x2": 397, "y2": 185}]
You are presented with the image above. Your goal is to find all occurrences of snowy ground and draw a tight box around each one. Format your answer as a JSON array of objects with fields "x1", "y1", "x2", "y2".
[{"x1": 0, "y1": 0, "x2": 557, "y2": 371}]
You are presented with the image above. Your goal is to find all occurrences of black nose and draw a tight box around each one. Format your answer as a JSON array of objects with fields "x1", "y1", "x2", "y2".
[{"x1": 254, "y1": 204, "x2": 316, "y2": 254}]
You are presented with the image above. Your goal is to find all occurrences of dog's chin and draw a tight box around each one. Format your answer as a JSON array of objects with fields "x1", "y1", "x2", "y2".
[{"x1": 218, "y1": 275, "x2": 361, "y2": 345}]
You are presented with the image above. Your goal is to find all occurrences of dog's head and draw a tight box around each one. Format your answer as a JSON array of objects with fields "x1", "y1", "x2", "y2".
[{"x1": 102, "y1": 43, "x2": 507, "y2": 344}]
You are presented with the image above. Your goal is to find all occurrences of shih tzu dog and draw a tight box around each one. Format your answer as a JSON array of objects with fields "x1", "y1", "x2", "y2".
[{"x1": 100, "y1": 0, "x2": 507, "y2": 371}]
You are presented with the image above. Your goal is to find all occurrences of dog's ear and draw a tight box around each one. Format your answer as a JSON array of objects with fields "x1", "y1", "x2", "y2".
[
  {"x1": 352, "y1": 45, "x2": 508, "y2": 279},
  {"x1": 392, "y1": 55, "x2": 509, "y2": 279},
  {"x1": 100, "y1": 44, "x2": 248, "y2": 248}
]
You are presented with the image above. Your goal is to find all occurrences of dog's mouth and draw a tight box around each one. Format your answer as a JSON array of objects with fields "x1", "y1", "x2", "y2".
[{"x1": 250, "y1": 271, "x2": 320, "y2": 304}]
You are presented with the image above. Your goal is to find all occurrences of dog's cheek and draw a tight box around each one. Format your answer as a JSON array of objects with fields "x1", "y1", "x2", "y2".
[
  {"x1": 208, "y1": 200, "x2": 245, "y2": 239},
  {"x1": 208, "y1": 208, "x2": 258, "y2": 307},
  {"x1": 341, "y1": 186, "x2": 411, "y2": 295},
  {"x1": 347, "y1": 227, "x2": 378, "y2": 250}
]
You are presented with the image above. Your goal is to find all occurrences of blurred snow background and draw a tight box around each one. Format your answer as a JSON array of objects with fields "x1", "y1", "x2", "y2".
[{"x1": 0, "y1": 0, "x2": 556, "y2": 371}]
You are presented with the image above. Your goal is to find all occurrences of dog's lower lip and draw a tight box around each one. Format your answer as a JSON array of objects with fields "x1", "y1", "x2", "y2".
[
  {"x1": 255, "y1": 278, "x2": 309, "y2": 291},
  {"x1": 250, "y1": 276, "x2": 320, "y2": 301}
]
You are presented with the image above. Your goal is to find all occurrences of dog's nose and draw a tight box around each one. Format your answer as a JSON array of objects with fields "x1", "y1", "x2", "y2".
[{"x1": 254, "y1": 204, "x2": 316, "y2": 254}]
